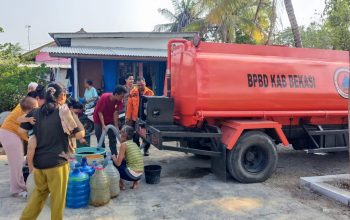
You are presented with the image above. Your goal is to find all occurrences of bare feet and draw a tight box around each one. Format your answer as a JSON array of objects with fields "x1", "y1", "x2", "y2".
[
  {"x1": 119, "y1": 180, "x2": 126, "y2": 190},
  {"x1": 131, "y1": 181, "x2": 140, "y2": 189}
]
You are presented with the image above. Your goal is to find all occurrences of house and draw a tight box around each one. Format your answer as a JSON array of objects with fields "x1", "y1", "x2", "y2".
[
  {"x1": 42, "y1": 30, "x2": 195, "y2": 98},
  {"x1": 22, "y1": 42, "x2": 71, "y2": 86}
]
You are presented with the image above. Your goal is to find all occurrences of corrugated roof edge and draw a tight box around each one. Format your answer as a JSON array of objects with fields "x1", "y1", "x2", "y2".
[
  {"x1": 49, "y1": 32, "x2": 197, "y2": 39},
  {"x1": 41, "y1": 46, "x2": 168, "y2": 58}
]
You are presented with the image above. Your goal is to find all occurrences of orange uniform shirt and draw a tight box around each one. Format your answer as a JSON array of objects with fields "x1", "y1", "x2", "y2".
[{"x1": 126, "y1": 87, "x2": 154, "y2": 121}]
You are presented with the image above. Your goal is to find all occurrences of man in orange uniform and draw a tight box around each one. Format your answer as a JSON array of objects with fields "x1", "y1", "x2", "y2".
[{"x1": 126, "y1": 77, "x2": 154, "y2": 156}]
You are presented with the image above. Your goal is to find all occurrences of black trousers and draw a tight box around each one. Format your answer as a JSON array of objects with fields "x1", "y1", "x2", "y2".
[
  {"x1": 130, "y1": 120, "x2": 150, "y2": 153},
  {"x1": 95, "y1": 123, "x2": 118, "y2": 155}
]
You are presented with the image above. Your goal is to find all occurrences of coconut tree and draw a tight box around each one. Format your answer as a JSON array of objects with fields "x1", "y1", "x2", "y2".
[
  {"x1": 154, "y1": 0, "x2": 203, "y2": 32},
  {"x1": 199, "y1": 0, "x2": 272, "y2": 44},
  {"x1": 284, "y1": 0, "x2": 302, "y2": 47},
  {"x1": 251, "y1": 0, "x2": 263, "y2": 39},
  {"x1": 266, "y1": 0, "x2": 277, "y2": 45}
]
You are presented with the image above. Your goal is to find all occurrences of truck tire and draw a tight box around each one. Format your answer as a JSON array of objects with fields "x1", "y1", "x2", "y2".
[{"x1": 226, "y1": 131, "x2": 278, "y2": 183}]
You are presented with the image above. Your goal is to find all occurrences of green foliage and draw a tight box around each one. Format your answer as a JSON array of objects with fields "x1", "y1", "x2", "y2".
[
  {"x1": 275, "y1": 0, "x2": 350, "y2": 51},
  {"x1": 190, "y1": 0, "x2": 273, "y2": 43},
  {"x1": 324, "y1": 0, "x2": 350, "y2": 50},
  {"x1": 21, "y1": 51, "x2": 38, "y2": 62},
  {"x1": 0, "y1": 43, "x2": 22, "y2": 60},
  {"x1": 0, "y1": 27, "x2": 3, "y2": 32},
  {"x1": 284, "y1": 0, "x2": 302, "y2": 47},
  {"x1": 275, "y1": 23, "x2": 332, "y2": 49},
  {"x1": 154, "y1": 0, "x2": 203, "y2": 32},
  {"x1": 155, "y1": 0, "x2": 273, "y2": 44},
  {"x1": 0, "y1": 63, "x2": 48, "y2": 112},
  {"x1": 235, "y1": 30, "x2": 256, "y2": 44},
  {"x1": 154, "y1": 0, "x2": 350, "y2": 50},
  {"x1": 0, "y1": 41, "x2": 48, "y2": 112}
]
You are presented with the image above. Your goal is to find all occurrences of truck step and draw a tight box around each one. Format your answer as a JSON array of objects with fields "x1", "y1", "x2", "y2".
[
  {"x1": 302, "y1": 124, "x2": 348, "y2": 150},
  {"x1": 308, "y1": 129, "x2": 348, "y2": 136},
  {"x1": 161, "y1": 145, "x2": 222, "y2": 157},
  {"x1": 304, "y1": 146, "x2": 348, "y2": 154}
]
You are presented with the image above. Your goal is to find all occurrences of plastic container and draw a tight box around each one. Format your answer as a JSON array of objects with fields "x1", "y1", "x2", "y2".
[
  {"x1": 91, "y1": 160, "x2": 99, "y2": 168},
  {"x1": 66, "y1": 164, "x2": 90, "y2": 209},
  {"x1": 85, "y1": 154, "x2": 104, "y2": 165},
  {"x1": 79, "y1": 157, "x2": 95, "y2": 177},
  {"x1": 69, "y1": 157, "x2": 80, "y2": 171},
  {"x1": 89, "y1": 165, "x2": 110, "y2": 207},
  {"x1": 75, "y1": 147, "x2": 106, "y2": 163},
  {"x1": 104, "y1": 160, "x2": 120, "y2": 198},
  {"x1": 144, "y1": 165, "x2": 162, "y2": 184}
]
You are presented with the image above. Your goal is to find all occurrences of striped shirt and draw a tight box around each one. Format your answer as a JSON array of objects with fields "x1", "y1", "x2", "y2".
[{"x1": 125, "y1": 140, "x2": 144, "y2": 172}]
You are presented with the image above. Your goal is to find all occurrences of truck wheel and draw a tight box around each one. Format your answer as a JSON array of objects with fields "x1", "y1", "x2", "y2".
[{"x1": 226, "y1": 131, "x2": 278, "y2": 183}]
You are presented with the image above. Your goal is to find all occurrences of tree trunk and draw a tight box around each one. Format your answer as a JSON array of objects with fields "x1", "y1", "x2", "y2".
[
  {"x1": 251, "y1": 0, "x2": 263, "y2": 39},
  {"x1": 221, "y1": 25, "x2": 228, "y2": 43},
  {"x1": 284, "y1": 0, "x2": 302, "y2": 47},
  {"x1": 266, "y1": 0, "x2": 277, "y2": 45}
]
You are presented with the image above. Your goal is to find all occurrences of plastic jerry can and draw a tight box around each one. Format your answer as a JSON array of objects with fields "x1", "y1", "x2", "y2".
[
  {"x1": 104, "y1": 160, "x2": 120, "y2": 198},
  {"x1": 89, "y1": 165, "x2": 110, "y2": 207},
  {"x1": 80, "y1": 157, "x2": 95, "y2": 177},
  {"x1": 69, "y1": 157, "x2": 80, "y2": 172}
]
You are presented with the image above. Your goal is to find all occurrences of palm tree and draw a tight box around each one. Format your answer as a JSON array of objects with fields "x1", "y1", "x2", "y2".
[
  {"x1": 284, "y1": 0, "x2": 302, "y2": 47},
  {"x1": 266, "y1": 0, "x2": 277, "y2": 45},
  {"x1": 200, "y1": 0, "x2": 272, "y2": 44},
  {"x1": 251, "y1": 0, "x2": 263, "y2": 39},
  {"x1": 154, "y1": 0, "x2": 202, "y2": 32}
]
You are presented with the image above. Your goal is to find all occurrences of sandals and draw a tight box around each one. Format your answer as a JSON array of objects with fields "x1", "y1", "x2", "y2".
[{"x1": 12, "y1": 191, "x2": 28, "y2": 198}]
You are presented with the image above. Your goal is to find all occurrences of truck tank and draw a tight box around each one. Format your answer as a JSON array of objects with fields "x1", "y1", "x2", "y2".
[
  {"x1": 168, "y1": 41, "x2": 349, "y2": 128},
  {"x1": 138, "y1": 39, "x2": 349, "y2": 182}
]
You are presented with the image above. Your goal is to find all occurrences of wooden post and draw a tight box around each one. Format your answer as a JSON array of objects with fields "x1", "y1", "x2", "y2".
[{"x1": 138, "y1": 62, "x2": 143, "y2": 78}]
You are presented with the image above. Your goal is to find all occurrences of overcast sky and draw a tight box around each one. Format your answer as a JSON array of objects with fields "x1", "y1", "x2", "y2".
[{"x1": 0, "y1": 0, "x2": 325, "y2": 52}]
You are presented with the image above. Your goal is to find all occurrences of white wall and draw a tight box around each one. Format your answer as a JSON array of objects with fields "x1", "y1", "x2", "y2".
[
  {"x1": 51, "y1": 68, "x2": 69, "y2": 87},
  {"x1": 71, "y1": 37, "x2": 172, "y2": 49}
]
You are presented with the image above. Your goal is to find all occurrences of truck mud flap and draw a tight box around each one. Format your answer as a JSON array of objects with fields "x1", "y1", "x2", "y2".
[{"x1": 211, "y1": 143, "x2": 227, "y2": 181}]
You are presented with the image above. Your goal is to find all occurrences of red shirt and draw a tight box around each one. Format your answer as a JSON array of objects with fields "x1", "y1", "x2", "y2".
[{"x1": 93, "y1": 93, "x2": 123, "y2": 125}]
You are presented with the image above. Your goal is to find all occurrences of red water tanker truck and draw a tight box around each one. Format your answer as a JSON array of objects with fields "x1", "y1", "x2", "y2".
[{"x1": 137, "y1": 38, "x2": 349, "y2": 183}]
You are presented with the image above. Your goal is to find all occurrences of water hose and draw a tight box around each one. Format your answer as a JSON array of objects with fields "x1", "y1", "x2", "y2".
[
  {"x1": 96, "y1": 125, "x2": 122, "y2": 167},
  {"x1": 97, "y1": 124, "x2": 122, "y2": 148}
]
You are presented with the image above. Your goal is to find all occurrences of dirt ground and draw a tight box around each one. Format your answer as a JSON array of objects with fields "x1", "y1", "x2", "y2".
[
  {"x1": 0, "y1": 139, "x2": 349, "y2": 219},
  {"x1": 264, "y1": 146, "x2": 350, "y2": 217}
]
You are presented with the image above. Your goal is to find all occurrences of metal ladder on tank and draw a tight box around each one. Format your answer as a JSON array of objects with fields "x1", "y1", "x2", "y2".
[{"x1": 301, "y1": 124, "x2": 349, "y2": 153}]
